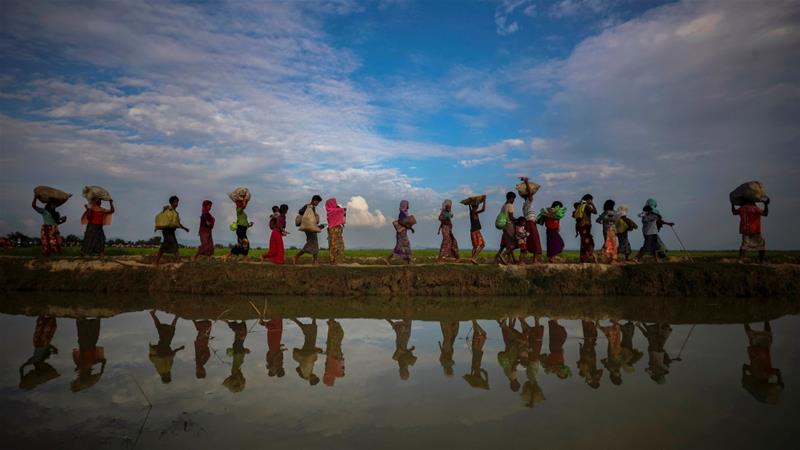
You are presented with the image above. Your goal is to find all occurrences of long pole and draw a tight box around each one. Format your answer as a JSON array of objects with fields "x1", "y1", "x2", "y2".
[{"x1": 669, "y1": 225, "x2": 693, "y2": 262}]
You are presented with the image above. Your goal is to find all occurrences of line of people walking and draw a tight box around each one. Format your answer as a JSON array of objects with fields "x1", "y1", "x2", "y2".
[{"x1": 29, "y1": 178, "x2": 771, "y2": 264}]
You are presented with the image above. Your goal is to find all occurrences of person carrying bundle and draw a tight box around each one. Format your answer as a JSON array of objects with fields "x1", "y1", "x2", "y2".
[
  {"x1": 31, "y1": 194, "x2": 68, "y2": 257},
  {"x1": 385, "y1": 200, "x2": 414, "y2": 264},
  {"x1": 635, "y1": 198, "x2": 673, "y2": 262},
  {"x1": 294, "y1": 195, "x2": 325, "y2": 265},
  {"x1": 436, "y1": 199, "x2": 459, "y2": 263},
  {"x1": 80, "y1": 192, "x2": 114, "y2": 257},
  {"x1": 154, "y1": 196, "x2": 189, "y2": 265},
  {"x1": 193, "y1": 200, "x2": 215, "y2": 261},
  {"x1": 494, "y1": 191, "x2": 518, "y2": 265},
  {"x1": 325, "y1": 198, "x2": 347, "y2": 265},
  {"x1": 465, "y1": 196, "x2": 486, "y2": 264},
  {"x1": 614, "y1": 205, "x2": 638, "y2": 261},
  {"x1": 520, "y1": 177, "x2": 543, "y2": 264},
  {"x1": 224, "y1": 198, "x2": 254, "y2": 261},
  {"x1": 536, "y1": 201, "x2": 566, "y2": 263},
  {"x1": 263, "y1": 204, "x2": 289, "y2": 264},
  {"x1": 732, "y1": 196, "x2": 770, "y2": 263},
  {"x1": 573, "y1": 194, "x2": 597, "y2": 263}
]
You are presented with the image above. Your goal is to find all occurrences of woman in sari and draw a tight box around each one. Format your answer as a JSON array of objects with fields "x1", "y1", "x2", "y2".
[
  {"x1": 32, "y1": 196, "x2": 67, "y2": 257},
  {"x1": 81, "y1": 198, "x2": 114, "y2": 256},
  {"x1": 325, "y1": 198, "x2": 346, "y2": 265},
  {"x1": 194, "y1": 200, "x2": 215, "y2": 260},
  {"x1": 437, "y1": 199, "x2": 459, "y2": 262},
  {"x1": 263, "y1": 204, "x2": 288, "y2": 264},
  {"x1": 385, "y1": 200, "x2": 413, "y2": 264}
]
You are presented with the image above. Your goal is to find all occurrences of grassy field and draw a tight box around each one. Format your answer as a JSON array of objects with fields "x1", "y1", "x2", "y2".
[{"x1": 2, "y1": 245, "x2": 799, "y2": 263}]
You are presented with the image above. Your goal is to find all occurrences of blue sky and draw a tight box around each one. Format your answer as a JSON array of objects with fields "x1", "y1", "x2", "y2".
[{"x1": 1, "y1": 0, "x2": 798, "y2": 249}]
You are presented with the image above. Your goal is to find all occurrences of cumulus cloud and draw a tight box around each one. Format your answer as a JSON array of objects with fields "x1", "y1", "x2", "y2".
[{"x1": 345, "y1": 196, "x2": 387, "y2": 228}]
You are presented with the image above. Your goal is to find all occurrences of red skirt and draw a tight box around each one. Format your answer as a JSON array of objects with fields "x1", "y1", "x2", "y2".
[
  {"x1": 264, "y1": 229, "x2": 285, "y2": 264},
  {"x1": 525, "y1": 220, "x2": 542, "y2": 255}
]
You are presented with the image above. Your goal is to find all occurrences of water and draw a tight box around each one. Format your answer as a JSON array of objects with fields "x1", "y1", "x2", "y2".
[{"x1": 1, "y1": 295, "x2": 797, "y2": 449}]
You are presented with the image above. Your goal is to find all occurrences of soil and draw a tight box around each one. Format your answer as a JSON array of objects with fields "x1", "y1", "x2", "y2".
[{"x1": 1, "y1": 256, "x2": 798, "y2": 299}]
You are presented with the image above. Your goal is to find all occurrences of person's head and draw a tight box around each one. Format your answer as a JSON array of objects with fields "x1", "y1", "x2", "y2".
[
  {"x1": 515, "y1": 216, "x2": 526, "y2": 226},
  {"x1": 196, "y1": 366, "x2": 206, "y2": 379},
  {"x1": 93, "y1": 198, "x2": 102, "y2": 206},
  {"x1": 309, "y1": 374, "x2": 320, "y2": 386},
  {"x1": 160, "y1": 372, "x2": 172, "y2": 383},
  {"x1": 510, "y1": 379, "x2": 521, "y2": 392},
  {"x1": 400, "y1": 366, "x2": 410, "y2": 380},
  {"x1": 272, "y1": 205, "x2": 279, "y2": 213},
  {"x1": 311, "y1": 195, "x2": 322, "y2": 206},
  {"x1": 202, "y1": 200, "x2": 212, "y2": 211},
  {"x1": 611, "y1": 372, "x2": 622, "y2": 385},
  {"x1": 551, "y1": 201, "x2": 563, "y2": 209},
  {"x1": 643, "y1": 205, "x2": 653, "y2": 213},
  {"x1": 581, "y1": 194, "x2": 593, "y2": 202},
  {"x1": 442, "y1": 199, "x2": 452, "y2": 211},
  {"x1": 279, "y1": 204, "x2": 289, "y2": 215},
  {"x1": 169, "y1": 195, "x2": 179, "y2": 208},
  {"x1": 603, "y1": 199, "x2": 615, "y2": 212},
  {"x1": 45, "y1": 200, "x2": 58, "y2": 210},
  {"x1": 506, "y1": 191, "x2": 517, "y2": 203}
]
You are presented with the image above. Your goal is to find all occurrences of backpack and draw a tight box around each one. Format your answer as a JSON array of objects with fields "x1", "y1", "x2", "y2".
[
  {"x1": 574, "y1": 202, "x2": 587, "y2": 220},
  {"x1": 615, "y1": 217, "x2": 629, "y2": 234},
  {"x1": 495, "y1": 207, "x2": 508, "y2": 230}
]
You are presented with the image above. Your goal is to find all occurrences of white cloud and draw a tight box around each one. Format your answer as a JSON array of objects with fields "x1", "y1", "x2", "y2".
[{"x1": 344, "y1": 196, "x2": 387, "y2": 228}]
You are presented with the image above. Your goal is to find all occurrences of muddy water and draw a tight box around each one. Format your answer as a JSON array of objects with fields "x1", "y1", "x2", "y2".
[{"x1": 1, "y1": 295, "x2": 797, "y2": 449}]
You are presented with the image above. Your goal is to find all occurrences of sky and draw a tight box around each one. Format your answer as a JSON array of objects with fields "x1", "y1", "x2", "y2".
[{"x1": 1, "y1": 0, "x2": 798, "y2": 250}]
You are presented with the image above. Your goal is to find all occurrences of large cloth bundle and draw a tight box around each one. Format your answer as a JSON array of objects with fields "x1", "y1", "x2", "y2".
[
  {"x1": 82, "y1": 185, "x2": 112, "y2": 201},
  {"x1": 459, "y1": 194, "x2": 486, "y2": 206},
  {"x1": 154, "y1": 207, "x2": 180, "y2": 230},
  {"x1": 392, "y1": 215, "x2": 416, "y2": 232},
  {"x1": 33, "y1": 186, "x2": 72, "y2": 206},
  {"x1": 730, "y1": 181, "x2": 768, "y2": 206},
  {"x1": 298, "y1": 206, "x2": 321, "y2": 233},
  {"x1": 227, "y1": 187, "x2": 251, "y2": 204},
  {"x1": 516, "y1": 180, "x2": 541, "y2": 197}
]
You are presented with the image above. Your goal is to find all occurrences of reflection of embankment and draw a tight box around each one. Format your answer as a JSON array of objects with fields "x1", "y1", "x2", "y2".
[
  {"x1": 1, "y1": 257, "x2": 799, "y2": 298},
  {"x1": 1, "y1": 293, "x2": 797, "y2": 325}
]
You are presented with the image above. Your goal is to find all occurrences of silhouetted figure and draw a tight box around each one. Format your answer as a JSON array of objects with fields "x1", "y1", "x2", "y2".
[
  {"x1": 577, "y1": 320, "x2": 603, "y2": 389},
  {"x1": 193, "y1": 320, "x2": 212, "y2": 379},
  {"x1": 439, "y1": 320, "x2": 459, "y2": 378},
  {"x1": 387, "y1": 319, "x2": 417, "y2": 381},
  {"x1": 620, "y1": 321, "x2": 644, "y2": 374},
  {"x1": 637, "y1": 322, "x2": 676, "y2": 384},
  {"x1": 323, "y1": 319, "x2": 345, "y2": 386},
  {"x1": 261, "y1": 318, "x2": 285, "y2": 378},
  {"x1": 19, "y1": 316, "x2": 59, "y2": 390},
  {"x1": 742, "y1": 322, "x2": 784, "y2": 404},
  {"x1": 519, "y1": 317, "x2": 545, "y2": 407},
  {"x1": 148, "y1": 311, "x2": 184, "y2": 384},
  {"x1": 223, "y1": 320, "x2": 250, "y2": 393},
  {"x1": 463, "y1": 320, "x2": 489, "y2": 390},
  {"x1": 543, "y1": 319, "x2": 571, "y2": 380},
  {"x1": 292, "y1": 318, "x2": 322, "y2": 385},
  {"x1": 497, "y1": 318, "x2": 522, "y2": 391},
  {"x1": 600, "y1": 320, "x2": 623, "y2": 386},
  {"x1": 72, "y1": 318, "x2": 107, "y2": 392}
]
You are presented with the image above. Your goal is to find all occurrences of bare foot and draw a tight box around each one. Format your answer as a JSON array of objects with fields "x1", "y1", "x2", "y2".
[{"x1": 470, "y1": 258, "x2": 477, "y2": 265}]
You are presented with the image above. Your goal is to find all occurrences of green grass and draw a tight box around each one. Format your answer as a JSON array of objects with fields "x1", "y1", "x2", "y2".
[{"x1": 3, "y1": 245, "x2": 799, "y2": 263}]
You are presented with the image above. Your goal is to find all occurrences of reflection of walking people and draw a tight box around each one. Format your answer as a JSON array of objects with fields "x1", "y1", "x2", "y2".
[
  {"x1": 543, "y1": 319, "x2": 571, "y2": 379},
  {"x1": 463, "y1": 320, "x2": 489, "y2": 390},
  {"x1": 148, "y1": 311, "x2": 184, "y2": 383},
  {"x1": 19, "y1": 316, "x2": 59, "y2": 390},
  {"x1": 223, "y1": 320, "x2": 250, "y2": 393},
  {"x1": 193, "y1": 319, "x2": 212, "y2": 379},
  {"x1": 323, "y1": 319, "x2": 345, "y2": 386},
  {"x1": 519, "y1": 317, "x2": 545, "y2": 407},
  {"x1": 620, "y1": 321, "x2": 644, "y2": 373},
  {"x1": 261, "y1": 318, "x2": 286, "y2": 378},
  {"x1": 577, "y1": 320, "x2": 602, "y2": 388},
  {"x1": 497, "y1": 318, "x2": 522, "y2": 391},
  {"x1": 72, "y1": 318, "x2": 107, "y2": 391},
  {"x1": 438, "y1": 320, "x2": 459, "y2": 377},
  {"x1": 742, "y1": 322, "x2": 783, "y2": 404},
  {"x1": 292, "y1": 318, "x2": 323, "y2": 385},
  {"x1": 599, "y1": 320, "x2": 623, "y2": 385},
  {"x1": 387, "y1": 319, "x2": 417, "y2": 380},
  {"x1": 637, "y1": 322, "x2": 675, "y2": 384}
]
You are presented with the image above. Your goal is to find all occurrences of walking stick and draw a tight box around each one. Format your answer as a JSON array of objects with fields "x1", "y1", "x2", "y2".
[
  {"x1": 673, "y1": 324, "x2": 696, "y2": 362},
  {"x1": 669, "y1": 225, "x2": 694, "y2": 262}
]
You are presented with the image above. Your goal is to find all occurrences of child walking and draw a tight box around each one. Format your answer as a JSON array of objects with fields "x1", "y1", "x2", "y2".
[
  {"x1": 468, "y1": 198, "x2": 486, "y2": 264},
  {"x1": 614, "y1": 205, "x2": 638, "y2": 261},
  {"x1": 537, "y1": 201, "x2": 566, "y2": 263},
  {"x1": 514, "y1": 217, "x2": 529, "y2": 265}
]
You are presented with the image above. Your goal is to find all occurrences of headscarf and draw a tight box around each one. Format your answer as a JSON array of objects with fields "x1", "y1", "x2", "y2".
[
  {"x1": 399, "y1": 200, "x2": 409, "y2": 221},
  {"x1": 202, "y1": 200, "x2": 212, "y2": 213},
  {"x1": 325, "y1": 197, "x2": 346, "y2": 228},
  {"x1": 645, "y1": 198, "x2": 660, "y2": 215},
  {"x1": 441, "y1": 199, "x2": 453, "y2": 219}
]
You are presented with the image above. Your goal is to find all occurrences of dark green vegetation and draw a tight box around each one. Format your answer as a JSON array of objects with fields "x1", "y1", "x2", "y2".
[{"x1": 1, "y1": 257, "x2": 798, "y2": 298}]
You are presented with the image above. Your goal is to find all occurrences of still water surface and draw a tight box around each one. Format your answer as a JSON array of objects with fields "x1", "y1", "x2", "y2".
[{"x1": 1, "y1": 297, "x2": 797, "y2": 449}]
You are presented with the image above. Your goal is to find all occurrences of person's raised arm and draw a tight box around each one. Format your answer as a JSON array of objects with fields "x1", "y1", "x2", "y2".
[
  {"x1": 763, "y1": 198, "x2": 770, "y2": 217},
  {"x1": 731, "y1": 202, "x2": 738, "y2": 215},
  {"x1": 478, "y1": 199, "x2": 486, "y2": 214},
  {"x1": 108, "y1": 200, "x2": 115, "y2": 214},
  {"x1": 31, "y1": 196, "x2": 38, "y2": 210}
]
